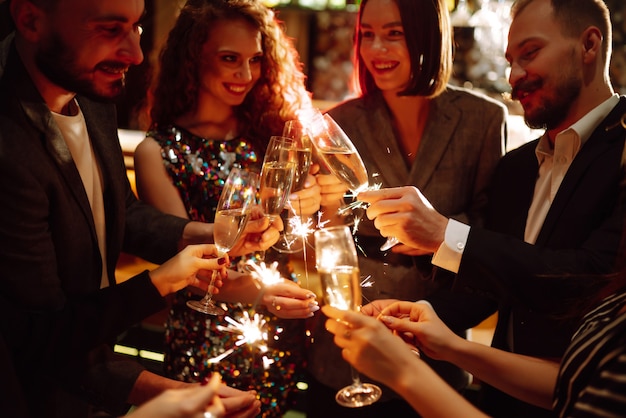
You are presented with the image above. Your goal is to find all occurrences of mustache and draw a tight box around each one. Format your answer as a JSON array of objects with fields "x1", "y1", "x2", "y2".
[{"x1": 511, "y1": 78, "x2": 542, "y2": 101}]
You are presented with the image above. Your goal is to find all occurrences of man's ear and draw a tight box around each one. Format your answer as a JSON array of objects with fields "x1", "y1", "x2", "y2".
[
  {"x1": 581, "y1": 26, "x2": 602, "y2": 64},
  {"x1": 10, "y1": 0, "x2": 46, "y2": 42}
]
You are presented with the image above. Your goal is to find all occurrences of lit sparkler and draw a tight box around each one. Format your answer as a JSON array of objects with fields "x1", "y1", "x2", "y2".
[
  {"x1": 245, "y1": 259, "x2": 283, "y2": 286},
  {"x1": 206, "y1": 311, "x2": 272, "y2": 368},
  {"x1": 360, "y1": 274, "x2": 375, "y2": 288},
  {"x1": 216, "y1": 311, "x2": 269, "y2": 352},
  {"x1": 316, "y1": 211, "x2": 330, "y2": 229},
  {"x1": 289, "y1": 215, "x2": 315, "y2": 242}
]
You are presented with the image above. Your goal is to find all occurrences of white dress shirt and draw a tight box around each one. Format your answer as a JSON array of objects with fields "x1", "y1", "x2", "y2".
[
  {"x1": 53, "y1": 100, "x2": 109, "y2": 288},
  {"x1": 432, "y1": 94, "x2": 620, "y2": 273}
]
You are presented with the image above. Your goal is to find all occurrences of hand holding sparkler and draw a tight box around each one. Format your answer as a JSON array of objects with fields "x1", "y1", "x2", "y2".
[{"x1": 245, "y1": 260, "x2": 319, "y2": 318}]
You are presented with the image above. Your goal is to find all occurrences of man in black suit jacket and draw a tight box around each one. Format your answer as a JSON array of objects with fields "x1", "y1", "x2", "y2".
[
  {"x1": 0, "y1": 0, "x2": 285, "y2": 416},
  {"x1": 359, "y1": 0, "x2": 626, "y2": 416}
]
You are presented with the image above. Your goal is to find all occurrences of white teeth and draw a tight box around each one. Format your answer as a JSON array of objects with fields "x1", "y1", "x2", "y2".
[
  {"x1": 374, "y1": 62, "x2": 396, "y2": 70},
  {"x1": 227, "y1": 85, "x2": 246, "y2": 93},
  {"x1": 101, "y1": 66, "x2": 126, "y2": 74}
]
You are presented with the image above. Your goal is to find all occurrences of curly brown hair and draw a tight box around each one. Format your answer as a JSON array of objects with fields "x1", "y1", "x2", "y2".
[{"x1": 149, "y1": 0, "x2": 311, "y2": 147}]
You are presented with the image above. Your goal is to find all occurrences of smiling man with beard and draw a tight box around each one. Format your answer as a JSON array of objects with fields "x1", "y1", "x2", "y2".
[
  {"x1": 0, "y1": 0, "x2": 271, "y2": 417},
  {"x1": 357, "y1": 0, "x2": 626, "y2": 416}
]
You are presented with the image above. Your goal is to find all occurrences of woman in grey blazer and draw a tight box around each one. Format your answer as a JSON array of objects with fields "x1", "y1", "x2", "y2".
[{"x1": 306, "y1": 0, "x2": 507, "y2": 416}]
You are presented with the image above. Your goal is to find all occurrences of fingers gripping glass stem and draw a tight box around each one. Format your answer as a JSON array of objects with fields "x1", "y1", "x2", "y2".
[
  {"x1": 315, "y1": 226, "x2": 382, "y2": 407},
  {"x1": 187, "y1": 168, "x2": 257, "y2": 315}
]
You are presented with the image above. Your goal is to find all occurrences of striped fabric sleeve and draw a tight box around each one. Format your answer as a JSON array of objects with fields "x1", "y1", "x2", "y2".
[{"x1": 567, "y1": 351, "x2": 626, "y2": 417}]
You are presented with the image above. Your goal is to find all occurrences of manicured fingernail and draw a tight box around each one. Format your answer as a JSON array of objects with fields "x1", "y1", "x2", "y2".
[
  {"x1": 307, "y1": 293, "x2": 316, "y2": 299},
  {"x1": 310, "y1": 305, "x2": 320, "y2": 312},
  {"x1": 218, "y1": 257, "x2": 227, "y2": 265}
]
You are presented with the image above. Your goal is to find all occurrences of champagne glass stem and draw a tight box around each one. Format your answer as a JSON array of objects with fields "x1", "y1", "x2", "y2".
[
  {"x1": 350, "y1": 365, "x2": 362, "y2": 386},
  {"x1": 380, "y1": 236, "x2": 399, "y2": 251},
  {"x1": 186, "y1": 261, "x2": 226, "y2": 315},
  {"x1": 200, "y1": 270, "x2": 218, "y2": 307}
]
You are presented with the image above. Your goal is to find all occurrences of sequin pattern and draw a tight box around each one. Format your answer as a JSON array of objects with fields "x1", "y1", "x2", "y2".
[{"x1": 148, "y1": 125, "x2": 306, "y2": 417}]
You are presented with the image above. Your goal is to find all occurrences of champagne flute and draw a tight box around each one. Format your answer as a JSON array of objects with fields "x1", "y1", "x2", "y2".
[
  {"x1": 314, "y1": 225, "x2": 382, "y2": 407},
  {"x1": 310, "y1": 112, "x2": 399, "y2": 251},
  {"x1": 187, "y1": 167, "x2": 258, "y2": 315},
  {"x1": 272, "y1": 120, "x2": 313, "y2": 253},
  {"x1": 258, "y1": 136, "x2": 297, "y2": 259}
]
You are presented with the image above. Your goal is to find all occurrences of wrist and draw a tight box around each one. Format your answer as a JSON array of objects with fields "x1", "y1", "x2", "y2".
[{"x1": 180, "y1": 221, "x2": 213, "y2": 247}]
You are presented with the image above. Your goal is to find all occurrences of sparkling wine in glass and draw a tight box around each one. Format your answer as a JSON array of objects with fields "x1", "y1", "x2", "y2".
[
  {"x1": 257, "y1": 136, "x2": 296, "y2": 260},
  {"x1": 310, "y1": 113, "x2": 399, "y2": 251},
  {"x1": 259, "y1": 136, "x2": 296, "y2": 220},
  {"x1": 314, "y1": 225, "x2": 382, "y2": 408},
  {"x1": 272, "y1": 119, "x2": 313, "y2": 253},
  {"x1": 187, "y1": 167, "x2": 258, "y2": 315}
]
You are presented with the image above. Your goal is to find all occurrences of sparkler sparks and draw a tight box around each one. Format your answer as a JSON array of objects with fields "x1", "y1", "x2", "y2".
[
  {"x1": 245, "y1": 259, "x2": 283, "y2": 286},
  {"x1": 316, "y1": 211, "x2": 331, "y2": 229},
  {"x1": 360, "y1": 274, "x2": 375, "y2": 288},
  {"x1": 216, "y1": 312, "x2": 269, "y2": 352},
  {"x1": 207, "y1": 311, "x2": 272, "y2": 368},
  {"x1": 337, "y1": 182, "x2": 382, "y2": 216},
  {"x1": 289, "y1": 215, "x2": 315, "y2": 240}
]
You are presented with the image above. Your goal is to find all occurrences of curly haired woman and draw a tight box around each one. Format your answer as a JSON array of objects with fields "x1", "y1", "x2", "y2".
[{"x1": 134, "y1": 0, "x2": 320, "y2": 415}]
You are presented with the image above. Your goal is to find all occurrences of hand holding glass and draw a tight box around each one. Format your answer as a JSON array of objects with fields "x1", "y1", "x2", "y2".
[
  {"x1": 258, "y1": 136, "x2": 296, "y2": 259},
  {"x1": 314, "y1": 225, "x2": 382, "y2": 407},
  {"x1": 272, "y1": 120, "x2": 313, "y2": 253},
  {"x1": 310, "y1": 113, "x2": 399, "y2": 251},
  {"x1": 187, "y1": 168, "x2": 258, "y2": 315}
]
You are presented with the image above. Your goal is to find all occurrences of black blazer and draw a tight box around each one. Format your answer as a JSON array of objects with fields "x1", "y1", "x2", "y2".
[
  {"x1": 0, "y1": 42, "x2": 189, "y2": 416},
  {"x1": 436, "y1": 98, "x2": 626, "y2": 418},
  {"x1": 458, "y1": 98, "x2": 626, "y2": 358}
]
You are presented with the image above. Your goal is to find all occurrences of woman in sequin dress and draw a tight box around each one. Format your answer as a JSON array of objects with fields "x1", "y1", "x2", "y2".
[{"x1": 133, "y1": 1, "x2": 321, "y2": 416}]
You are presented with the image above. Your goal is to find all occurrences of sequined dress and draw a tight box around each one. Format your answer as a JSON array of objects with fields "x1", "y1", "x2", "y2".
[{"x1": 148, "y1": 125, "x2": 305, "y2": 417}]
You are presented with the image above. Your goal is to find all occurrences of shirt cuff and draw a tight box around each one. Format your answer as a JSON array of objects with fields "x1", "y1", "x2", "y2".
[{"x1": 431, "y1": 219, "x2": 470, "y2": 274}]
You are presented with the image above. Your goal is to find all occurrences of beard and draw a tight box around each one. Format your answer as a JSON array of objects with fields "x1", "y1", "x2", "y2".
[
  {"x1": 513, "y1": 66, "x2": 582, "y2": 131},
  {"x1": 35, "y1": 32, "x2": 127, "y2": 102}
]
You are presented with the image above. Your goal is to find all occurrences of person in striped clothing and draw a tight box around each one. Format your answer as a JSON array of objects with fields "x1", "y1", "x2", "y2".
[{"x1": 323, "y1": 263, "x2": 626, "y2": 417}]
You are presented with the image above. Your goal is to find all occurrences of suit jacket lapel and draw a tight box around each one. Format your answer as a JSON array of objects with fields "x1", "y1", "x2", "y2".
[
  {"x1": 350, "y1": 92, "x2": 460, "y2": 190},
  {"x1": 9, "y1": 46, "x2": 97, "y2": 241},
  {"x1": 78, "y1": 97, "x2": 127, "y2": 279},
  {"x1": 348, "y1": 99, "x2": 409, "y2": 187},
  {"x1": 537, "y1": 98, "x2": 626, "y2": 244},
  {"x1": 410, "y1": 92, "x2": 460, "y2": 189}
]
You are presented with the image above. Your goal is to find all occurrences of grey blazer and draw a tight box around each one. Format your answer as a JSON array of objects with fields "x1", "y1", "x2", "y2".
[{"x1": 306, "y1": 86, "x2": 507, "y2": 396}]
